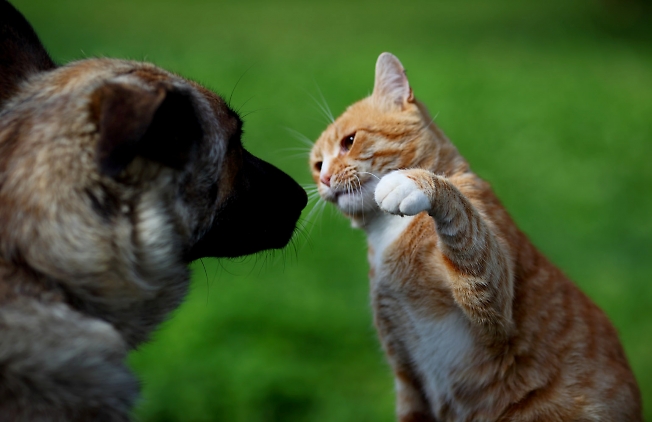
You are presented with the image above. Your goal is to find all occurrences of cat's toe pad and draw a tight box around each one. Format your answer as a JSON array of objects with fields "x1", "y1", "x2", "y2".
[{"x1": 375, "y1": 171, "x2": 430, "y2": 216}]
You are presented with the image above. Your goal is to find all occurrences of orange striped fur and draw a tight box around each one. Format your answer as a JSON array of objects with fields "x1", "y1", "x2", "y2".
[{"x1": 309, "y1": 53, "x2": 642, "y2": 421}]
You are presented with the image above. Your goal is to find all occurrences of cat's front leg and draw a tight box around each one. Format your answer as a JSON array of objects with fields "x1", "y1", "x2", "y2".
[
  {"x1": 375, "y1": 169, "x2": 514, "y2": 345},
  {"x1": 374, "y1": 170, "x2": 433, "y2": 216}
]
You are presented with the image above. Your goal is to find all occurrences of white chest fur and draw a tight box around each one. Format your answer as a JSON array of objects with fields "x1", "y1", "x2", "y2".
[
  {"x1": 409, "y1": 310, "x2": 476, "y2": 417},
  {"x1": 365, "y1": 213, "x2": 479, "y2": 419},
  {"x1": 364, "y1": 213, "x2": 414, "y2": 271}
]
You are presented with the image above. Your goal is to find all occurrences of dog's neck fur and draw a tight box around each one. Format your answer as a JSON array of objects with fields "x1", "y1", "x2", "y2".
[
  {"x1": 0, "y1": 75, "x2": 191, "y2": 345},
  {"x1": 0, "y1": 257, "x2": 66, "y2": 304}
]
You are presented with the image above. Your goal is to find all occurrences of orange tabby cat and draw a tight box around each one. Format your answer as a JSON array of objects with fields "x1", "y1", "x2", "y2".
[{"x1": 309, "y1": 53, "x2": 642, "y2": 421}]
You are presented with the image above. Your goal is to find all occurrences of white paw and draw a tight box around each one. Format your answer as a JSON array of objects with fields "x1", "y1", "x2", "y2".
[{"x1": 374, "y1": 171, "x2": 430, "y2": 216}]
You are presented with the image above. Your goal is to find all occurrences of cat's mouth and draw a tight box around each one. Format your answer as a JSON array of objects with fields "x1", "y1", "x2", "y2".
[
  {"x1": 323, "y1": 178, "x2": 379, "y2": 215},
  {"x1": 329, "y1": 186, "x2": 360, "y2": 201},
  {"x1": 323, "y1": 189, "x2": 346, "y2": 204}
]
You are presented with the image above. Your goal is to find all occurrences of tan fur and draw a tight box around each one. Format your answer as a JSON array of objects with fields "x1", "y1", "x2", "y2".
[
  {"x1": 310, "y1": 53, "x2": 641, "y2": 421},
  {"x1": 1, "y1": 59, "x2": 232, "y2": 345},
  {"x1": 0, "y1": 3, "x2": 306, "y2": 420}
]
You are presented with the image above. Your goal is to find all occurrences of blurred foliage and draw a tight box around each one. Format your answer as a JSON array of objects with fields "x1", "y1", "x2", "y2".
[{"x1": 11, "y1": 0, "x2": 652, "y2": 420}]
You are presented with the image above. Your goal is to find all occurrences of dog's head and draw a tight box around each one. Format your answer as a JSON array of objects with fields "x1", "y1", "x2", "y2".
[{"x1": 0, "y1": 2, "x2": 306, "y2": 297}]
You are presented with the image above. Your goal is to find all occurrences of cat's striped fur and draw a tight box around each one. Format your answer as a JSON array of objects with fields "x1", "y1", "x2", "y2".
[{"x1": 309, "y1": 53, "x2": 641, "y2": 421}]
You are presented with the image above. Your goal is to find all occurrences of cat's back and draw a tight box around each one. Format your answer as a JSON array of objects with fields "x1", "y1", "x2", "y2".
[{"x1": 502, "y1": 239, "x2": 642, "y2": 421}]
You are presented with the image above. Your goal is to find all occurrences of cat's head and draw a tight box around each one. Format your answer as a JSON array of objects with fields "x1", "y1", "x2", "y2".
[{"x1": 309, "y1": 52, "x2": 461, "y2": 220}]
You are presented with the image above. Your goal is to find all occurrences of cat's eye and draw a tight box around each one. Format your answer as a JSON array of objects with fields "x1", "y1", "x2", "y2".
[
  {"x1": 340, "y1": 133, "x2": 356, "y2": 152},
  {"x1": 314, "y1": 161, "x2": 323, "y2": 171}
]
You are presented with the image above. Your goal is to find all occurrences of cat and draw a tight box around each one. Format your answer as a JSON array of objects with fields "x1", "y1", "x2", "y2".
[{"x1": 309, "y1": 52, "x2": 642, "y2": 421}]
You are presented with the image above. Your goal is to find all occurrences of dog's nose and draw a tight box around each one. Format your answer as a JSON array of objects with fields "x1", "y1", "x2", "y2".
[
  {"x1": 320, "y1": 173, "x2": 331, "y2": 187},
  {"x1": 188, "y1": 152, "x2": 307, "y2": 260}
]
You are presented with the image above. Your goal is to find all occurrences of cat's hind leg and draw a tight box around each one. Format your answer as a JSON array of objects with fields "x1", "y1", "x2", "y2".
[
  {"x1": 393, "y1": 373, "x2": 438, "y2": 422},
  {"x1": 373, "y1": 298, "x2": 437, "y2": 422}
]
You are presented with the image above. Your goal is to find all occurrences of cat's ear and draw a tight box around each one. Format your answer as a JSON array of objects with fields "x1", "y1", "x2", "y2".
[{"x1": 372, "y1": 52, "x2": 414, "y2": 109}]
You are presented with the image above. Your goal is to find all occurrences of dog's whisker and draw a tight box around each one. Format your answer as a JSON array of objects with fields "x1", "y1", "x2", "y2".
[
  {"x1": 197, "y1": 258, "x2": 210, "y2": 302},
  {"x1": 240, "y1": 106, "x2": 268, "y2": 119},
  {"x1": 210, "y1": 260, "x2": 221, "y2": 285},
  {"x1": 304, "y1": 84, "x2": 335, "y2": 125},
  {"x1": 236, "y1": 95, "x2": 256, "y2": 114},
  {"x1": 228, "y1": 62, "x2": 256, "y2": 108}
]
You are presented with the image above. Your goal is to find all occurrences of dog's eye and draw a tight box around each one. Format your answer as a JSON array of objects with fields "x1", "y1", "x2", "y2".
[
  {"x1": 341, "y1": 133, "x2": 355, "y2": 152},
  {"x1": 314, "y1": 161, "x2": 323, "y2": 171}
]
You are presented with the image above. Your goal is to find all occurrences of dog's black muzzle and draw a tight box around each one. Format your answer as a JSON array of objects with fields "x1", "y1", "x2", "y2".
[{"x1": 188, "y1": 151, "x2": 307, "y2": 260}]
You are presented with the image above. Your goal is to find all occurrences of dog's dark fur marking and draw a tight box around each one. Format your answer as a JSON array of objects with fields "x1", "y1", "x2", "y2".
[
  {"x1": 0, "y1": 2, "x2": 307, "y2": 420},
  {"x1": 0, "y1": 1, "x2": 56, "y2": 108}
]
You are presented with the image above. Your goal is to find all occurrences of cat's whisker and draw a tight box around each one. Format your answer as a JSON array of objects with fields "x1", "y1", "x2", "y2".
[
  {"x1": 305, "y1": 186, "x2": 320, "y2": 195},
  {"x1": 312, "y1": 82, "x2": 335, "y2": 123},
  {"x1": 284, "y1": 127, "x2": 315, "y2": 148},
  {"x1": 307, "y1": 97, "x2": 334, "y2": 125},
  {"x1": 279, "y1": 152, "x2": 312, "y2": 161},
  {"x1": 353, "y1": 174, "x2": 366, "y2": 225},
  {"x1": 359, "y1": 171, "x2": 381, "y2": 181},
  {"x1": 307, "y1": 194, "x2": 322, "y2": 202},
  {"x1": 307, "y1": 192, "x2": 322, "y2": 202},
  {"x1": 344, "y1": 180, "x2": 351, "y2": 215},
  {"x1": 304, "y1": 85, "x2": 335, "y2": 125},
  {"x1": 306, "y1": 198, "x2": 321, "y2": 208},
  {"x1": 418, "y1": 112, "x2": 439, "y2": 133},
  {"x1": 347, "y1": 180, "x2": 354, "y2": 216},
  {"x1": 292, "y1": 219, "x2": 315, "y2": 252},
  {"x1": 301, "y1": 198, "x2": 328, "y2": 240},
  {"x1": 278, "y1": 147, "x2": 312, "y2": 153},
  {"x1": 303, "y1": 194, "x2": 328, "y2": 229}
]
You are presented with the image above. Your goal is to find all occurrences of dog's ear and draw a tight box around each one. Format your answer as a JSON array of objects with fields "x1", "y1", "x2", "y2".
[
  {"x1": 92, "y1": 83, "x2": 204, "y2": 178},
  {"x1": 0, "y1": 1, "x2": 56, "y2": 109}
]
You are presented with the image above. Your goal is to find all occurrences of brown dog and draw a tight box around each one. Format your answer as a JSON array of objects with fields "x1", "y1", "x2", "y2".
[{"x1": 0, "y1": 2, "x2": 307, "y2": 420}]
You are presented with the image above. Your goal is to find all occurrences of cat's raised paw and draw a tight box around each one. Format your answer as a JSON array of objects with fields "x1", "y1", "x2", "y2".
[{"x1": 375, "y1": 171, "x2": 431, "y2": 216}]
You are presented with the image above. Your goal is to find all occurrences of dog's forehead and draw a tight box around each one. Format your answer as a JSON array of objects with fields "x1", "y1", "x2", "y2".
[
  {"x1": 26, "y1": 58, "x2": 241, "y2": 132},
  {"x1": 0, "y1": 58, "x2": 243, "y2": 191}
]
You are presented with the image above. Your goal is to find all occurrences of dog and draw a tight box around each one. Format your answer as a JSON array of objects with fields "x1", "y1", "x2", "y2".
[{"x1": 0, "y1": 1, "x2": 307, "y2": 420}]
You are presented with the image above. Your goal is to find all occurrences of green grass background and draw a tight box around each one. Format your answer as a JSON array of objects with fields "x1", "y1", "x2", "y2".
[{"x1": 12, "y1": 0, "x2": 652, "y2": 420}]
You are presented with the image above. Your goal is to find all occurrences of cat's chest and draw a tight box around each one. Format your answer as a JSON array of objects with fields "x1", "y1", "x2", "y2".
[
  {"x1": 365, "y1": 213, "x2": 416, "y2": 274},
  {"x1": 365, "y1": 214, "x2": 481, "y2": 418}
]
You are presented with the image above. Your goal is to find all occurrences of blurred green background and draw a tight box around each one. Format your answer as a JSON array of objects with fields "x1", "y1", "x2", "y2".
[{"x1": 12, "y1": 0, "x2": 651, "y2": 420}]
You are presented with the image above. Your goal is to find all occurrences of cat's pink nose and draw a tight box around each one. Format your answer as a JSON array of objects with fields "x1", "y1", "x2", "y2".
[{"x1": 320, "y1": 173, "x2": 331, "y2": 187}]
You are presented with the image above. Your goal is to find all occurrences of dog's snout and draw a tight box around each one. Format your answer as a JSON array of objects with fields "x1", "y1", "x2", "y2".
[
  {"x1": 245, "y1": 152, "x2": 307, "y2": 213},
  {"x1": 187, "y1": 151, "x2": 307, "y2": 260}
]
